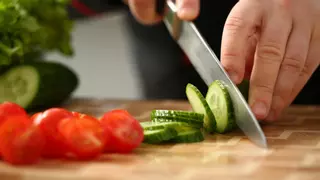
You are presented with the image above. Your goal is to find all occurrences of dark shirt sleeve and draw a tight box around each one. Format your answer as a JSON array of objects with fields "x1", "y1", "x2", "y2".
[{"x1": 67, "y1": 0, "x2": 125, "y2": 19}]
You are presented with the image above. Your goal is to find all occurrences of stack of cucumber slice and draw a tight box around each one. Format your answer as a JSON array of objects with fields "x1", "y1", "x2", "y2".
[{"x1": 142, "y1": 80, "x2": 240, "y2": 145}]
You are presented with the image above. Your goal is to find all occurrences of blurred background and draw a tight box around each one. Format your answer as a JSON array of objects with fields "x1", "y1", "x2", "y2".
[{"x1": 46, "y1": 10, "x2": 143, "y2": 100}]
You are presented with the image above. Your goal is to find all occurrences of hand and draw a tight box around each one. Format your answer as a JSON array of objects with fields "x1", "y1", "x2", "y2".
[
  {"x1": 220, "y1": 0, "x2": 320, "y2": 121},
  {"x1": 124, "y1": 0, "x2": 200, "y2": 24}
]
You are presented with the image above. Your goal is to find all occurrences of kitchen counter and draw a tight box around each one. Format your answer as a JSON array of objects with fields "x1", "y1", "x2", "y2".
[{"x1": 0, "y1": 98, "x2": 320, "y2": 180}]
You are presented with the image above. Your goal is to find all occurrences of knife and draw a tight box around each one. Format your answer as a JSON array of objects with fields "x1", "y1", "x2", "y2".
[{"x1": 156, "y1": 0, "x2": 268, "y2": 148}]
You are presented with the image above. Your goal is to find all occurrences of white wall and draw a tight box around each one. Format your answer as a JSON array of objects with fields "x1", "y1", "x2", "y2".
[{"x1": 46, "y1": 11, "x2": 142, "y2": 99}]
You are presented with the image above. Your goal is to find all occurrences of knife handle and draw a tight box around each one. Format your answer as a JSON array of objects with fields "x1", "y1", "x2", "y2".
[{"x1": 156, "y1": 0, "x2": 182, "y2": 40}]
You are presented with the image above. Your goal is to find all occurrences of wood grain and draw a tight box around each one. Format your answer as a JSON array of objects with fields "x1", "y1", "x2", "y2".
[{"x1": 1, "y1": 98, "x2": 320, "y2": 180}]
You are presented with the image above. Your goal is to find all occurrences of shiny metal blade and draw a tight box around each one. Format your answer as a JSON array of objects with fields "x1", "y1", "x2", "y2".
[{"x1": 163, "y1": 1, "x2": 268, "y2": 148}]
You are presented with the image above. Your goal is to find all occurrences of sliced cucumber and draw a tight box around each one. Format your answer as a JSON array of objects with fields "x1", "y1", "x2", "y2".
[
  {"x1": 140, "y1": 121, "x2": 191, "y2": 131},
  {"x1": 168, "y1": 126, "x2": 204, "y2": 143},
  {"x1": 150, "y1": 110, "x2": 204, "y2": 128},
  {"x1": 151, "y1": 117, "x2": 203, "y2": 129},
  {"x1": 143, "y1": 127, "x2": 178, "y2": 144},
  {"x1": 0, "y1": 61, "x2": 78, "y2": 110},
  {"x1": 205, "y1": 80, "x2": 236, "y2": 133},
  {"x1": 185, "y1": 83, "x2": 216, "y2": 133},
  {"x1": 151, "y1": 110, "x2": 204, "y2": 121}
]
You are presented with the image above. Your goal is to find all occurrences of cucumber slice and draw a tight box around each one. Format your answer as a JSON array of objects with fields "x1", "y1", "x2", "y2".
[
  {"x1": 150, "y1": 110, "x2": 204, "y2": 128},
  {"x1": 151, "y1": 110, "x2": 204, "y2": 121},
  {"x1": 205, "y1": 80, "x2": 236, "y2": 133},
  {"x1": 0, "y1": 61, "x2": 78, "y2": 110},
  {"x1": 151, "y1": 117, "x2": 203, "y2": 129},
  {"x1": 143, "y1": 127, "x2": 178, "y2": 144},
  {"x1": 140, "y1": 121, "x2": 191, "y2": 131},
  {"x1": 168, "y1": 127, "x2": 204, "y2": 143},
  {"x1": 185, "y1": 83, "x2": 216, "y2": 133}
]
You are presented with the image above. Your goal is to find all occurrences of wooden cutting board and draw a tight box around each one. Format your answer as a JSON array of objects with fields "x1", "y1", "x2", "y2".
[{"x1": 0, "y1": 98, "x2": 319, "y2": 180}]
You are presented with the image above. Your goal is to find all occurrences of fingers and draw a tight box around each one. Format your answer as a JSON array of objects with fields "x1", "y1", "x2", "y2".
[
  {"x1": 244, "y1": 34, "x2": 259, "y2": 80},
  {"x1": 176, "y1": 0, "x2": 200, "y2": 20},
  {"x1": 286, "y1": 34, "x2": 320, "y2": 107},
  {"x1": 127, "y1": 0, "x2": 199, "y2": 25},
  {"x1": 128, "y1": 0, "x2": 162, "y2": 25},
  {"x1": 249, "y1": 4, "x2": 292, "y2": 120},
  {"x1": 266, "y1": 16, "x2": 312, "y2": 121},
  {"x1": 220, "y1": 1, "x2": 262, "y2": 84}
]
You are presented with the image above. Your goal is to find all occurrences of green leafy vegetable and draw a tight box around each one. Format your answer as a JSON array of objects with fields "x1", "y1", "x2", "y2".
[{"x1": 0, "y1": 0, "x2": 73, "y2": 67}]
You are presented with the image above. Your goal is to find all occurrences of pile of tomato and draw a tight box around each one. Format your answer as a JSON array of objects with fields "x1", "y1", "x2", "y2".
[{"x1": 0, "y1": 102, "x2": 144, "y2": 165}]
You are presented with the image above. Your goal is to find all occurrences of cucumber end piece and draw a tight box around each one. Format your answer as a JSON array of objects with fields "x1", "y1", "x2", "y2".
[
  {"x1": 185, "y1": 83, "x2": 216, "y2": 133},
  {"x1": 0, "y1": 65, "x2": 39, "y2": 108}
]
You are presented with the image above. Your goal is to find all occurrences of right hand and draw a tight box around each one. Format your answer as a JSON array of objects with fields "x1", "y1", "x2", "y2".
[{"x1": 123, "y1": 0, "x2": 200, "y2": 25}]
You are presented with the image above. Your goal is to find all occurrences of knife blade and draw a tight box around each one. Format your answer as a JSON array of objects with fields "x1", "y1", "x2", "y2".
[{"x1": 157, "y1": 0, "x2": 268, "y2": 148}]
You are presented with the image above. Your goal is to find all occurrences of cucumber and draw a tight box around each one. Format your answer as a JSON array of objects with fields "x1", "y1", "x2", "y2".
[
  {"x1": 0, "y1": 61, "x2": 78, "y2": 110},
  {"x1": 151, "y1": 117, "x2": 203, "y2": 129},
  {"x1": 150, "y1": 110, "x2": 204, "y2": 128},
  {"x1": 168, "y1": 127, "x2": 204, "y2": 143},
  {"x1": 205, "y1": 80, "x2": 236, "y2": 133},
  {"x1": 143, "y1": 127, "x2": 178, "y2": 144},
  {"x1": 151, "y1": 110, "x2": 204, "y2": 121},
  {"x1": 140, "y1": 121, "x2": 191, "y2": 131},
  {"x1": 185, "y1": 83, "x2": 216, "y2": 133},
  {"x1": 142, "y1": 121, "x2": 204, "y2": 144}
]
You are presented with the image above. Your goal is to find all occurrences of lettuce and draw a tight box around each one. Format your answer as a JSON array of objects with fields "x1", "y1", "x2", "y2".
[{"x1": 0, "y1": 0, "x2": 73, "y2": 66}]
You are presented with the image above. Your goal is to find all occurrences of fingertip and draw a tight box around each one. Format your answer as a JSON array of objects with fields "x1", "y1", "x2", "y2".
[
  {"x1": 128, "y1": 0, "x2": 161, "y2": 25},
  {"x1": 250, "y1": 101, "x2": 269, "y2": 119},
  {"x1": 176, "y1": 0, "x2": 200, "y2": 20}
]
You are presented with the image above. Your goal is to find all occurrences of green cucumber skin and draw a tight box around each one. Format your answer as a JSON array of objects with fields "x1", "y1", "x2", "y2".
[
  {"x1": 168, "y1": 129, "x2": 204, "y2": 143},
  {"x1": 151, "y1": 118, "x2": 203, "y2": 129},
  {"x1": 151, "y1": 110, "x2": 204, "y2": 121},
  {"x1": 206, "y1": 80, "x2": 237, "y2": 133},
  {"x1": 186, "y1": 83, "x2": 216, "y2": 134},
  {"x1": 1, "y1": 61, "x2": 78, "y2": 111},
  {"x1": 140, "y1": 121, "x2": 193, "y2": 131},
  {"x1": 143, "y1": 127, "x2": 178, "y2": 144}
]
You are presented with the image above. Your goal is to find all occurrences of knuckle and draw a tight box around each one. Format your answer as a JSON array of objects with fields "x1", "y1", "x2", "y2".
[
  {"x1": 300, "y1": 61, "x2": 315, "y2": 77},
  {"x1": 252, "y1": 82, "x2": 274, "y2": 95},
  {"x1": 281, "y1": 55, "x2": 304, "y2": 73},
  {"x1": 257, "y1": 41, "x2": 283, "y2": 64},
  {"x1": 221, "y1": 52, "x2": 242, "y2": 70},
  {"x1": 224, "y1": 16, "x2": 247, "y2": 33}
]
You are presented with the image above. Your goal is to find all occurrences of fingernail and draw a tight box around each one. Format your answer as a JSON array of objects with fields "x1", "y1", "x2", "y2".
[
  {"x1": 252, "y1": 102, "x2": 267, "y2": 117},
  {"x1": 228, "y1": 72, "x2": 239, "y2": 83}
]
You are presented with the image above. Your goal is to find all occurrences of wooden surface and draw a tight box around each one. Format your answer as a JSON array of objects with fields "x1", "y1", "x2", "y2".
[{"x1": 1, "y1": 98, "x2": 320, "y2": 180}]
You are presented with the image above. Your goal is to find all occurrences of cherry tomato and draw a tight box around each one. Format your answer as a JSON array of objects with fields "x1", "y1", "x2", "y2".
[
  {"x1": 32, "y1": 108, "x2": 73, "y2": 158},
  {"x1": 58, "y1": 115, "x2": 107, "y2": 160},
  {"x1": 71, "y1": 111, "x2": 97, "y2": 121},
  {"x1": 100, "y1": 109, "x2": 144, "y2": 153},
  {"x1": 0, "y1": 115, "x2": 45, "y2": 165},
  {"x1": 0, "y1": 102, "x2": 28, "y2": 127}
]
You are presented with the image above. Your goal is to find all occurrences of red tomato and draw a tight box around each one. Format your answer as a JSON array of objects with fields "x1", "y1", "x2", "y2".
[
  {"x1": 32, "y1": 108, "x2": 73, "y2": 158},
  {"x1": 100, "y1": 109, "x2": 144, "y2": 153},
  {"x1": 58, "y1": 115, "x2": 107, "y2": 160},
  {"x1": 0, "y1": 102, "x2": 28, "y2": 126},
  {"x1": 0, "y1": 115, "x2": 45, "y2": 165},
  {"x1": 71, "y1": 111, "x2": 97, "y2": 121}
]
